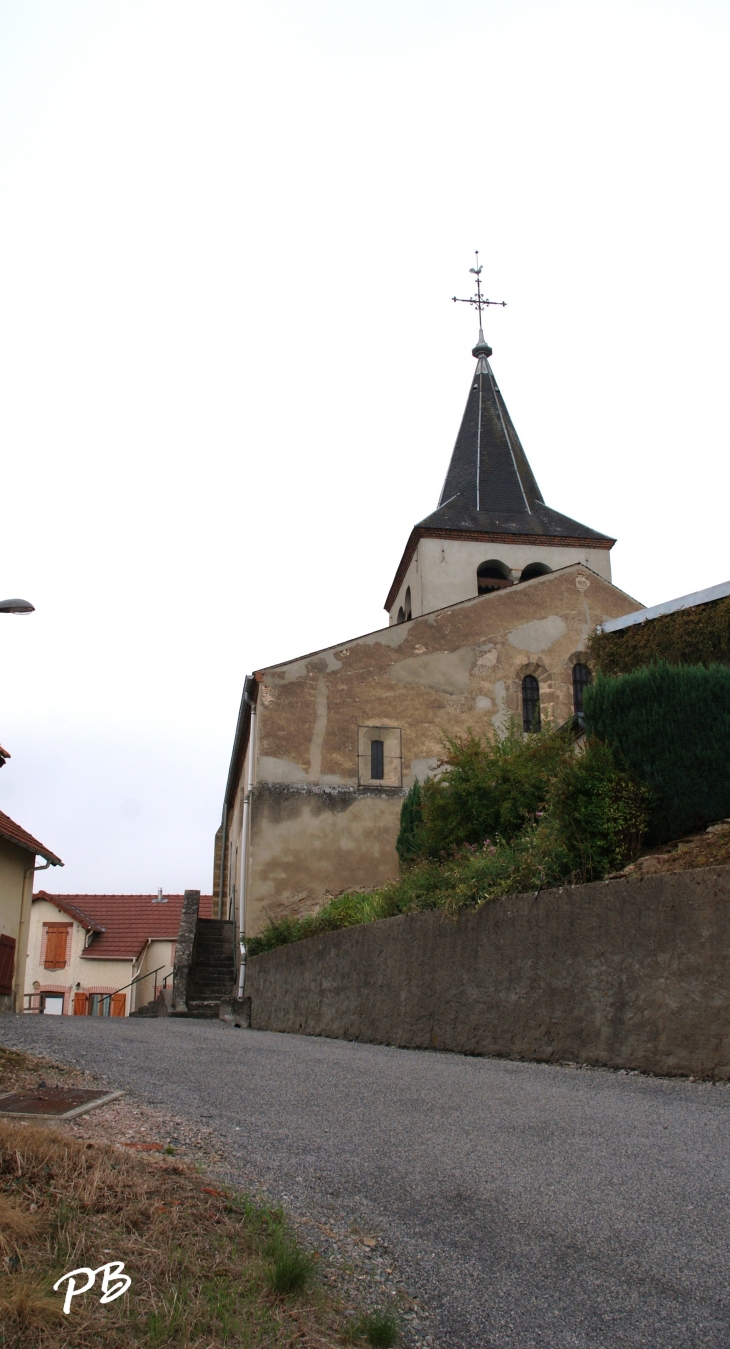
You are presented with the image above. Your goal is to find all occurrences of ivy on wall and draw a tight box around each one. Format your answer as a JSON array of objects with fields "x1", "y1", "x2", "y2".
[{"x1": 588, "y1": 595, "x2": 730, "y2": 676}]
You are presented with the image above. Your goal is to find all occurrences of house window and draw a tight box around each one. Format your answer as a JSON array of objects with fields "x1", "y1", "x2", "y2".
[
  {"x1": 572, "y1": 663, "x2": 592, "y2": 713},
  {"x1": 43, "y1": 924, "x2": 71, "y2": 970},
  {"x1": 41, "y1": 994, "x2": 64, "y2": 1015},
  {"x1": 370, "y1": 739, "x2": 385, "y2": 780},
  {"x1": 522, "y1": 675, "x2": 541, "y2": 732},
  {"x1": 357, "y1": 726, "x2": 402, "y2": 787}
]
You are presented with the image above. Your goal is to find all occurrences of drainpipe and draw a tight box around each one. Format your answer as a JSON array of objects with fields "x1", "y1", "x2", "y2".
[{"x1": 237, "y1": 677, "x2": 257, "y2": 998}]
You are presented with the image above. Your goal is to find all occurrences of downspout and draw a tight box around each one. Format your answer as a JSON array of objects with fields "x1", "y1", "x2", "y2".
[{"x1": 237, "y1": 677, "x2": 257, "y2": 998}]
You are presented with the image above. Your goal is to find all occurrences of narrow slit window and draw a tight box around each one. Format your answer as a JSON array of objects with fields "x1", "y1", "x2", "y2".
[
  {"x1": 522, "y1": 675, "x2": 541, "y2": 733},
  {"x1": 572, "y1": 663, "x2": 592, "y2": 713},
  {"x1": 370, "y1": 739, "x2": 385, "y2": 780}
]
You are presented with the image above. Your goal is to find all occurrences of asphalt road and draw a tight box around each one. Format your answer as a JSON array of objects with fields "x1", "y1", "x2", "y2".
[{"x1": 2, "y1": 1015, "x2": 729, "y2": 1348}]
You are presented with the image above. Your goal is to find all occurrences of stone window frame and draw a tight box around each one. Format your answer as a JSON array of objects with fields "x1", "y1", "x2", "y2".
[
  {"x1": 508, "y1": 662, "x2": 555, "y2": 733},
  {"x1": 357, "y1": 725, "x2": 402, "y2": 788}
]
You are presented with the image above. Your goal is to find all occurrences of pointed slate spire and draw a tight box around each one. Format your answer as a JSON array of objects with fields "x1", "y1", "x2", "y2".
[{"x1": 420, "y1": 334, "x2": 611, "y2": 543}]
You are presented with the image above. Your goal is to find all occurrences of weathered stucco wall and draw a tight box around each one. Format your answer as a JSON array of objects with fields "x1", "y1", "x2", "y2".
[
  {"x1": 223, "y1": 564, "x2": 642, "y2": 938},
  {"x1": 245, "y1": 865, "x2": 730, "y2": 1079},
  {"x1": 389, "y1": 536, "x2": 613, "y2": 623},
  {"x1": 246, "y1": 785, "x2": 403, "y2": 934},
  {"x1": 255, "y1": 565, "x2": 639, "y2": 788}
]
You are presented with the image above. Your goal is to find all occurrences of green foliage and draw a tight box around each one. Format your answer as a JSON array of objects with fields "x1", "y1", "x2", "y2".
[
  {"x1": 249, "y1": 733, "x2": 650, "y2": 955},
  {"x1": 396, "y1": 779, "x2": 423, "y2": 864},
  {"x1": 266, "y1": 1235, "x2": 313, "y2": 1295},
  {"x1": 548, "y1": 738, "x2": 652, "y2": 877},
  {"x1": 589, "y1": 594, "x2": 730, "y2": 676},
  {"x1": 350, "y1": 1309, "x2": 400, "y2": 1346},
  {"x1": 417, "y1": 723, "x2": 570, "y2": 860},
  {"x1": 584, "y1": 661, "x2": 730, "y2": 843}
]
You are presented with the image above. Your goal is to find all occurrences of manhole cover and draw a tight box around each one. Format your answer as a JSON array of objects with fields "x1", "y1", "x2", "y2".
[{"x1": 0, "y1": 1087, "x2": 123, "y2": 1120}]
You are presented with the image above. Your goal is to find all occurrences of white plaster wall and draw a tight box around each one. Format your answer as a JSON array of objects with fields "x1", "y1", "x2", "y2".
[
  {"x1": 134, "y1": 939, "x2": 174, "y2": 1010},
  {"x1": 396, "y1": 537, "x2": 613, "y2": 620},
  {"x1": 25, "y1": 898, "x2": 134, "y2": 1013}
]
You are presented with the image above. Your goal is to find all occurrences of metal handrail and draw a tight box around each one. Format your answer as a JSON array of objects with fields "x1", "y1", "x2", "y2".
[{"x1": 24, "y1": 964, "x2": 169, "y2": 1015}]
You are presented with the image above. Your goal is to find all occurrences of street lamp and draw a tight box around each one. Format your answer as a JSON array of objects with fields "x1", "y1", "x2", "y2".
[{"x1": 0, "y1": 599, "x2": 34, "y2": 614}]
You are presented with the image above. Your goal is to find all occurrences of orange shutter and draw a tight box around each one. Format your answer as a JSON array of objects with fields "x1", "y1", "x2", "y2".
[
  {"x1": 44, "y1": 925, "x2": 70, "y2": 970},
  {"x1": 0, "y1": 935, "x2": 15, "y2": 995},
  {"x1": 73, "y1": 992, "x2": 89, "y2": 1016},
  {"x1": 111, "y1": 993, "x2": 126, "y2": 1017}
]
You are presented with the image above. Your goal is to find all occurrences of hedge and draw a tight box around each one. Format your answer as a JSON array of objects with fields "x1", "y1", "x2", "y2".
[{"x1": 584, "y1": 661, "x2": 730, "y2": 843}]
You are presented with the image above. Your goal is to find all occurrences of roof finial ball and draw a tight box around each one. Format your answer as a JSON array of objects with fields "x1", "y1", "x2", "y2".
[{"x1": 452, "y1": 251, "x2": 505, "y2": 360}]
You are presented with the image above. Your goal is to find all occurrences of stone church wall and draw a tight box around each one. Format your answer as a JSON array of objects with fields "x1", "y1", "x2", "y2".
[
  {"x1": 237, "y1": 564, "x2": 641, "y2": 936},
  {"x1": 245, "y1": 865, "x2": 730, "y2": 1080},
  {"x1": 246, "y1": 784, "x2": 403, "y2": 930}
]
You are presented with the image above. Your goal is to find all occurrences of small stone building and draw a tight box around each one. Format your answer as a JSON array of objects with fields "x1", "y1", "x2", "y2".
[{"x1": 215, "y1": 325, "x2": 642, "y2": 940}]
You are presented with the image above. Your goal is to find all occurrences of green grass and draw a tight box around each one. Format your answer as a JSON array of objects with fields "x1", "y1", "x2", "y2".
[{"x1": 349, "y1": 1309, "x2": 400, "y2": 1346}]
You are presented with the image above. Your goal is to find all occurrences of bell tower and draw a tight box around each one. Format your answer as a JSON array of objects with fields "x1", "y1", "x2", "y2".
[{"x1": 386, "y1": 257, "x2": 615, "y2": 624}]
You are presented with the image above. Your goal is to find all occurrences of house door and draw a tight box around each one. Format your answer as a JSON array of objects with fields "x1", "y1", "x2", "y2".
[
  {"x1": 42, "y1": 995, "x2": 64, "y2": 1015},
  {"x1": 0, "y1": 934, "x2": 16, "y2": 996}
]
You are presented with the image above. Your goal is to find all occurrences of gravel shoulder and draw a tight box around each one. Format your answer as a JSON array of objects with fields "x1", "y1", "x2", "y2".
[{"x1": 2, "y1": 1014, "x2": 729, "y2": 1348}]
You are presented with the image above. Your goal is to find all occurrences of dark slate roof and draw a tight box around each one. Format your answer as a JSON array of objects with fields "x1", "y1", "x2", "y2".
[{"x1": 427, "y1": 355, "x2": 612, "y2": 543}]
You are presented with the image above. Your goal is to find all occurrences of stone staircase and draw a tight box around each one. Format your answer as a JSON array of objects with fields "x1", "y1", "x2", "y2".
[{"x1": 171, "y1": 918, "x2": 235, "y2": 1019}]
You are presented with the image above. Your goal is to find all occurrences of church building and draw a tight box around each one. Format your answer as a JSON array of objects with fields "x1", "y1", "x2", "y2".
[{"x1": 215, "y1": 295, "x2": 642, "y2": 941}]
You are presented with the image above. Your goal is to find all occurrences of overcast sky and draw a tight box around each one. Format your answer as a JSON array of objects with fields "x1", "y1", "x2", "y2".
[{"x1": 0, "y1": 0, "x2": 727, "y2": 894}]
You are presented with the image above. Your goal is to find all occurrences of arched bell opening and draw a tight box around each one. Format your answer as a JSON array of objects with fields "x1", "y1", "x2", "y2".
[
  {"x1": 404, "y1": 587, "x2": 412, "y2": 621},
  {"x1": 519, "y1": 562, "x2": 552, "y2": 583},
  {"x1": 477, "y1": 560, "x2": 512, "y2": 595}
]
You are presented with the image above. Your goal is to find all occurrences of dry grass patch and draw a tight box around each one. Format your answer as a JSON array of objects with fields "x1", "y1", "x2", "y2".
[{"x1": 0, "y1": 1115, "x2": 369, "y2": 1348}]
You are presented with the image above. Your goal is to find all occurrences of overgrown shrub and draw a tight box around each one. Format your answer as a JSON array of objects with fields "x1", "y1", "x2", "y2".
[
  {"x1": 250, "y1": 733, "x2": 650, "y2": 955},
  {"x1": 414, "y1": 724, "x2": 570, "y2": 861},
  {"x1": 396, "y1": 779, "x2": 423, "y2": 863},
  {"x1": 588, "y1": 594, "x2": 730, "y2": 676},
  {"x1": 584, "y1": 661, "x2": 730, "y2": 843}
]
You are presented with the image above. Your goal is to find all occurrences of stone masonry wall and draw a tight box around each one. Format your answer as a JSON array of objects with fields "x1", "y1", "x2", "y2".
[{"x1": 245, "y1": 865, "x2": 730, "y2": 1079}]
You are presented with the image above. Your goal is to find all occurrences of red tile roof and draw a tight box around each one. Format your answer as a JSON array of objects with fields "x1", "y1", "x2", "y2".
[
  {"x1": 0, "y1": 810, "x2": 63, "y2": 866},
  {"x1": 33, "y1": 893, "x2": 213, "y2": 961}
]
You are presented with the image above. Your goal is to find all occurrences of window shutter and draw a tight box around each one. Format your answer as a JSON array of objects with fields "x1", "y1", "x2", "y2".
[
  {"x1": 73, "y1": 992, "x2": 89, "y2": 1016},
  {"x1": 44, "y1": 925, "x2": 70, "y2": 970},
  {"x1": 0, "y1": 935, "x2": 16, "y2": 995},
  {"x1": 111, "y1": 993, "x2": 126, "y2": 1017}
]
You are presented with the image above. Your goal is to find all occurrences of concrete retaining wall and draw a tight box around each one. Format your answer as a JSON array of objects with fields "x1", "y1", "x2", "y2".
[{"x1": 246, "y1": 865, "x2": 730, "y2": 1078}]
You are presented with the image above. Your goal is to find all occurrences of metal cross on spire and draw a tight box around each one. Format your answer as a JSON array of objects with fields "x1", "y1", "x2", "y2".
[{"x1": 452, "y1": 251, "x2": 506, "y2": 332}]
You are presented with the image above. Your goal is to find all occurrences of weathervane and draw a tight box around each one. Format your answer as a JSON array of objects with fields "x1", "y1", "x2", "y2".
[{"x1": 452, "y1": 252, "x2": 506, "y2": 336}]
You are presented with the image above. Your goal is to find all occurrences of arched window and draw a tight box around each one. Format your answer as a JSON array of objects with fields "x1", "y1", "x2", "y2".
[
  {"x1": 572, "y1": 663, "x2": 592, "y2": 714},
  {"x1": 397, "y1": 606, "x2": 405, "y2": 624},
  {"x1": 404, "y1": 587, "x2": 412, "y2": 621},
  {"x1": 477, "y1": 560, "x2": 512, "y2": 595},
  {"x1": 370, "y1": 739, "x2": 385, "y2": 780},
  {"x1": 522, "y1": 675, "x2": 541, "y2": 733},
  {"x1": 520, "y1": 562, "x2": 552, "y2": 583}
]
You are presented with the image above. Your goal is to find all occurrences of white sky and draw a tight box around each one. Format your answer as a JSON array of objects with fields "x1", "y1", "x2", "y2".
[{"x1": 0, "y1": 0, "x2": 728, "y2": 893}]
